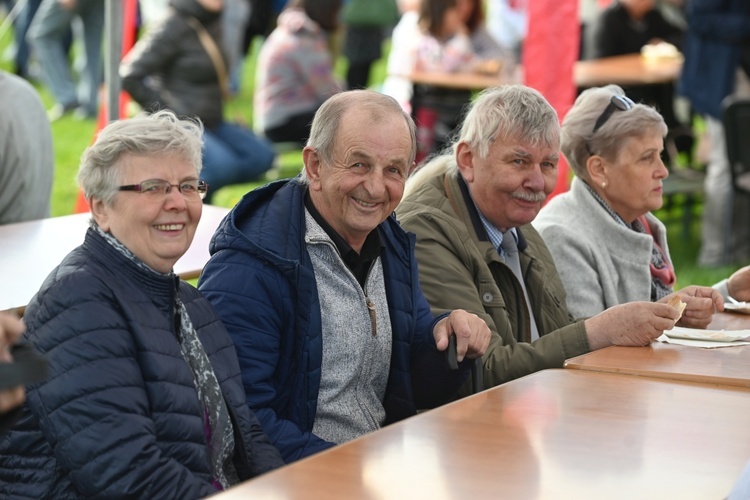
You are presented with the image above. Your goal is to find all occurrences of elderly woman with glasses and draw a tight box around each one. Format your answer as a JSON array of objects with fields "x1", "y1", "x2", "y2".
[
  {"x1": 534, "y1": 85, "x2": 750, "y2": 326},
  {"x1": 0, "y1": 110, "x2": 284, "y2": 498}
]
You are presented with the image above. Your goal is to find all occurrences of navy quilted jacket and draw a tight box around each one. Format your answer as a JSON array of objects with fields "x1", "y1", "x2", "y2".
[
  {"x1": 0, "y1": 229, "x2": 284, "y2": 499},
  {"x1": 198, "y1": 178, "x2": 471, "y2": 464}
]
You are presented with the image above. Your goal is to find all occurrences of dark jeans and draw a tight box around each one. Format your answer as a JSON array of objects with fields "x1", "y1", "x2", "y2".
[
  {"x1": 201, "y1": 122, "x2": 276, "y2": 202},
  {"x1": 264, "y1": 110, "x2": 318, "y2": 148}
]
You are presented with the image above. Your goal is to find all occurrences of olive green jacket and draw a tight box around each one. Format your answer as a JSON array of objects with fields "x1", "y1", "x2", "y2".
[{"x1": 397, "y1": 162, "x2": 590, "y2": 391}]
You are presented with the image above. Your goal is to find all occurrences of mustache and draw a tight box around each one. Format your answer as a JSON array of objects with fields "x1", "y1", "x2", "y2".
[{"x1": 510, "y1": 191, "x2": 547, "y2": 202}]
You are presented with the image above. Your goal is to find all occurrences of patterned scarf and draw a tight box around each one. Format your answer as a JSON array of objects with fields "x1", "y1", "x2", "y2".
[
  {"x1": 582, "y1": 182, "x2": 675, "y2": 301},
  {"x1": 93, "y1": 225, "x2": 238, "y2": 489}
]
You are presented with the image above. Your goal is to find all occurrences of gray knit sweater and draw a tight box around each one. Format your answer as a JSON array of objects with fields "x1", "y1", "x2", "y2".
[{"x1": 304, "y1": 211, "x2": 393, "y2": 445}]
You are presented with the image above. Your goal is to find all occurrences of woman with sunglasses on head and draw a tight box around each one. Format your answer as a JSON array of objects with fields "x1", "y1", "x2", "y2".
[
  {"x1": 534, "y1": 85, "x2": 750, "y2": 326},
  {"x1": 0, "y1": 110, "x2": 284, "y2": 499}
]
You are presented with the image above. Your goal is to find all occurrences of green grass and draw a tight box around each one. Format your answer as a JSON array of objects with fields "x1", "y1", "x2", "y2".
[{"x1": 0, "y1": 17, "x2": 742, "y2": 289}]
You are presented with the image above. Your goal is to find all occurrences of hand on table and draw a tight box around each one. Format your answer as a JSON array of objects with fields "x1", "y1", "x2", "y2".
[
  {"x1": 584, "y1": 301, "x2": 680, "y2": 350},
  {"x1": 433, "y1": 310, "x2": 490, "y2": 362}
]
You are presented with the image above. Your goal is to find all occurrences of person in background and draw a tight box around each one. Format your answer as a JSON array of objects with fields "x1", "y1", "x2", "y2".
[
  {"x1": 397, "y1": 85, "x2": 686, "y2": 391},
  {"x1": 678, "y1": 0, "x2": 750, "y2": 266},
  {"x1": 253, "y1": 0, "x2": 342, "y2": 147},
  {"x1": 0, "y1": 68, "x2": 53, "y2": 225},
  {"x1": 199, "y1": 90, "x2": 490, "y2": 464},
  {"x1": 410, "y1": 0, "x2": 510, "y2": 163},
  {"x1": 0, "y1": 110, "x2": 284, "y2": 498},
  {"x1": 28, "y1": 0, "x2": 103, "y2": 120},
  {"x1": 534, "y1": 85, "x2": 742, "y2": 321},
  {"x1": 11, "y1": 0, "x2": 44, "y2": 80},
  {"x1": 586, "y1": 0, "x2": 685, "y2": 144},
  {"x1": 381, "y1": 0, "x2": 421, "y2": 113},
  {"x1": 222, "y1": 0, "x2": 252, "y2": 94},
  {"x1": 486, "y1": 0, "x2": 526, "y2": 63},
  {"x1": 121, "y1": 0, "x2": 275, "y2": 204},
  {"x1": 341, "y1": 0, "x2": 399, "y2": 89}
]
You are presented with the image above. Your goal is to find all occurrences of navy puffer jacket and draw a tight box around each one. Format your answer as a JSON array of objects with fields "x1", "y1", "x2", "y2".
[
  {"x1": 199, "y1": 178, "x2": 472, "y2": 463},
  {"x1": 0, "y1": 229, "x2": 284, "y2": 499}
]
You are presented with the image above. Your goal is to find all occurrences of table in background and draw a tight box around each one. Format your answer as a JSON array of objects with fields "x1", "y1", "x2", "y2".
[
  {"x1": 565, "y1": 312, "x2": 750, "y2": 388},
  {"x1": 405, "y1": 54, "x2": 682, "y2": 92},
  {"x1": 574, "y1": 54, "x2": 682, "y2": 88},
  {"x1": 214, "y1": 369, "x2": 750, "y2": 499},
  {"x1": 0, "y1": 204, "x2": 229, "y2": 313},
  {"x1": 407, "y1": 69, "x2": 517, "y2": 91}
]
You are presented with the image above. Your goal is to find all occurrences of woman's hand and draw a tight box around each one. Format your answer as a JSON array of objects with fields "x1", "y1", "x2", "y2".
[
  {"x1": 661, "y1": 286, "x2": 724, "y2": 329},
  {"x1": 727, "y1": 266, "x2": 750, "y2": 302}
]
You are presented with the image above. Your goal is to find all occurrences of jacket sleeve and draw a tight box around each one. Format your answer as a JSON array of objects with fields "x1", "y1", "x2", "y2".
[
  {"x1": 286, "y1": 37, "x2": 342, "y2": 103},
  {"x1": 589, "y1": 9, "x2": 625, "y2": 58},
  {"x1": 649, "y1": 11, "x2": 684, "y2": 49},
  {"x1": 199, "y1": 252, "x2": 335, "y2": 463},
  {"x1": 242, "y1": 409, "x2": 287, "y2": 475},
  {"x1": 25, "y1": 275, "x2": 218, "y2": 498},
  {"x1": 399, "y1": 209, "x2": 588, "y2": 389},
  {"x1": 119, "y1": 16, "x2": 183, "y2": 112},
  {"x1": 408, "y1": 280, "x2": 471, "y2": 407}
]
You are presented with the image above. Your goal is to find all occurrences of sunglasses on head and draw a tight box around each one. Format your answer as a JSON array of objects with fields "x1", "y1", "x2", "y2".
[{"x1": 592, "y1": 94, "x2": 635, "y2": 134}]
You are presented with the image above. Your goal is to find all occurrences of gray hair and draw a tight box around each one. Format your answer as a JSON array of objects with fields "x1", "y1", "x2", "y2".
[
  {"x1": 299, "y1": 89, "x2": 417, "y2": 183},
  {"x1": 455, "y1": 84, "x2": 560, "y2": 161},
  {"x1": 77, "y1": 109, "x2": 204, "y2": 205},
  {"x1": 562, "y1": 84, "x2": 668, "y2": 180}
]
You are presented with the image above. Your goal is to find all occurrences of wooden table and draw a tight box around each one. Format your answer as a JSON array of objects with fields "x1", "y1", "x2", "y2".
[
  {"x1": 403, "y1": 54, "x2": 682, "y2": 92},
  {"x1": 407, "y1": 69, "x2": 518, "y2": 91},
  {"x1": 565, "y1": 312, "x2": 750, "y2": 388},
  {"x1": 213, "y1": 369, "x2": 750, "y2": 499},
  {"x1": 574, "y1": 53, "x2": 683, "y2": 88},
  {"x1": 0, "y1": 204, "x2": 229, "y2": 313}
]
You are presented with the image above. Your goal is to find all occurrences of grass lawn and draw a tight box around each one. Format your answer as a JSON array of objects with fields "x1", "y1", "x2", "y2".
[{"x1": 0, "y1": 16, "x2": 743, "y2": 289}]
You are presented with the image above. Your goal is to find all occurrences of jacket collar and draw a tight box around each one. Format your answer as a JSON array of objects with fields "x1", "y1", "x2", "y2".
[
  {"x1": 453, "y1": 172, "x2": 529, "y2": 253},
  {"x1": 211, "y1": 177, "x2": 411, "y2": 268},
  {"x1": 83, "y1": 228, "x2": 178, "y2": 302}
]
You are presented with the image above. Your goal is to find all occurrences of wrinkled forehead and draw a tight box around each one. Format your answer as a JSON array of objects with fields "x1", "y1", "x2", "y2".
[{"x1": 335, "y1": 109, "x2": 413, "y2": 157}]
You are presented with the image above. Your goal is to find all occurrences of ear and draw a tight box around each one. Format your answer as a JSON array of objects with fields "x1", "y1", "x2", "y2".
[
  {"x1": 89, "y1": 197, "x2": 111, "y2": 232},
  {"x1": 303, "y1": 146, "x2": 323, "y2": 192},
  {"x1": 455, "y1": 142, "x2": 475, "y2": 183},
  {"x1": 586, "y1": 154, "x2": 608, "y2": 188}
]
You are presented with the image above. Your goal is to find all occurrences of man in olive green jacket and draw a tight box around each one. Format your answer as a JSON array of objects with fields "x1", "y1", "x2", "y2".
[{"x1": 397, "y1": 85, "x2": 682, "y2": 391}]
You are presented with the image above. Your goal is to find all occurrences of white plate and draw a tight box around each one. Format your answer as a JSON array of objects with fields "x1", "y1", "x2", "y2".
[
  {"x1": 664, "y1": 326, "x2": 750, "y2": 342},
  {"x1": 724, "y1": 302, "x2": 750, "y2": 314}
]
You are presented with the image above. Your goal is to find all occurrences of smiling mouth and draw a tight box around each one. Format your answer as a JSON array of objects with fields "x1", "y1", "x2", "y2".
[
  {"x1": 352, "y1": 197, "x2": 379, "y2": 209},
  {"x1": 154, "y1": 223, "x2": 185, "y2": 231}
]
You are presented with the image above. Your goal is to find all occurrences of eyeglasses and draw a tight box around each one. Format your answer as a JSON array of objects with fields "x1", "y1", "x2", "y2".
[
  {"x1": 592, "y1": 94, "x2": 635, "y2": 134},
  {"x1": 118, "y1": 179, "x2": 208, "y2": 200}
]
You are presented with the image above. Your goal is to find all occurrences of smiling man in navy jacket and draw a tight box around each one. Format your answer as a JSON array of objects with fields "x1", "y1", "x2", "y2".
[{"x1": 199, "y1": 89, "x2": 491, "y2": 463}]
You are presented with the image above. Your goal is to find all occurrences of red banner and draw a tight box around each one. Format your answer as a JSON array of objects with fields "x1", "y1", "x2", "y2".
[{"x1": 523, "y1": 0, "x2": 579, "y2": 200}]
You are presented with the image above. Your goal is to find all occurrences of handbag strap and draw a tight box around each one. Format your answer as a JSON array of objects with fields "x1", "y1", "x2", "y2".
[{"x1": 186, "y1": 16, "x2": 231, "y2": 101}]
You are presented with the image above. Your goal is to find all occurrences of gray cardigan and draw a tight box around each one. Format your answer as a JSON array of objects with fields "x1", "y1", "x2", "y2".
[{"x1": 533, "y1": 178, "x2": 672, "y2": 320}]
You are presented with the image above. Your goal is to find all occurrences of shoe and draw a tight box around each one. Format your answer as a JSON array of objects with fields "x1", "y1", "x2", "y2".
[{"x1": 47, "y1": 101, "x2": 80, "y2": 122}]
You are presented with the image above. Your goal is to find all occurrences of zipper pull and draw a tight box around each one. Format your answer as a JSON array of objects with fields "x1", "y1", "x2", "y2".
[{"x1": 366, "y1": 298, "x2": 377, "y2": 336}]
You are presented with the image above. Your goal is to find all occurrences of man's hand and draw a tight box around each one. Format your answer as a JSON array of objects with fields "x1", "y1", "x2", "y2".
[
  {"x1": 728, "y1": 266, "x2": 750, "y2": 302},
  {"x1": 660, "y1": 286, "x2": 723, "y2": 329},
  {"x1": 0, "y1": 312, "x2": 26, "y2": 413},
  {"x1": 433, "y1": 310, "x2": 490, "y2": 362},
  {"x1": 584, "y1": 301, "x2": 680, "y2": 350}
]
